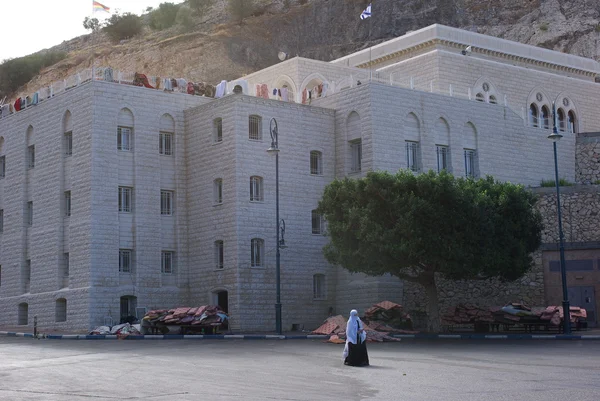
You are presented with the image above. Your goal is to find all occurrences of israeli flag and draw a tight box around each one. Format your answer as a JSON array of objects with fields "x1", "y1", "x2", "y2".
[{"x1": 360, "y1": 3, "x2": 372, "y2": 20}]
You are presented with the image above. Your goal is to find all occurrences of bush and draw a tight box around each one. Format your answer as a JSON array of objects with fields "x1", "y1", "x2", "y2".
[
  {"x1": 103, "y1": 12, "x2": 143, "y2": 42},
  {"x1": 176, "y1": 5, "x2": 195, "y2": 32},
  {"x1": 539, "y1": 23, "x2": 549, "y2": 32},
  {"x1": 0, "y1": 51, "x2": 67, "y2": 99},
  {"x1": 227, "y1": 0, "x2": 254, "y2": 23},
  {"x1": 540, "y1": 178, "x2": 574, "y2": 187},
  {"x1": 149, "y1": 2, "x2": 181, "y2": 30},
  {"x1": 188, "y1": 0, "x2": 213, "y2": 17}
]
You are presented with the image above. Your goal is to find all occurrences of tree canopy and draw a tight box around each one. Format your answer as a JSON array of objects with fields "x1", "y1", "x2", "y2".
[{"x1": 317, "y1": 170, "x2": 543, "y2": 331}]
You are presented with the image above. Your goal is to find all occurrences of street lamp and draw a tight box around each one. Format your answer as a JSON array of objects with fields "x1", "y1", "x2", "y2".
[
  {"x1": 548, "y1": 102, "x2": 571, "y2": 334},
  {"x1": 267, "y1": 117, "x2": 283, "y2": 335}
]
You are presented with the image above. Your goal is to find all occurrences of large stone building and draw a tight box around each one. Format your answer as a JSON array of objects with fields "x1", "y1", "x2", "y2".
[{"x1": 1, "y1": 24, "x2": 599, "y2": 332}]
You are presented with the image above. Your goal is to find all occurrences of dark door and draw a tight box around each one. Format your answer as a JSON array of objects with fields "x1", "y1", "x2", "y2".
[
  {"x1": 568, "y1": 287, "x2": 597, "y2": 328},
  {"x1": 217, "y1": 291, "x2": 228, "y2": 313}
]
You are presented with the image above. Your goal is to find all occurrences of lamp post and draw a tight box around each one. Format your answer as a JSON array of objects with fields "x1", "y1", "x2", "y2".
[
  {"x1": 267, "y1": 118, "x2": 283, "y2": 335},
  {"x1": 548, "y1": 102, "x2": 571, "y2": 335}
]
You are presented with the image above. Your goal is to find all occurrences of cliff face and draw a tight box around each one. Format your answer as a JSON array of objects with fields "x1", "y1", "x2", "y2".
[{"x1": 12, "y1": 0, "x2": 600, "y2": 96}]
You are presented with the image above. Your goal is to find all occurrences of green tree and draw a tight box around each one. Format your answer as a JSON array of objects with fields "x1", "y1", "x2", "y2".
[
  {"x1": 83, "y1": 17, "x2": 100, "y2": 32},
  {"x1": 188, "y1": 0, "x2": 213, "y2": 17},
  {"x1": 317, "y1": 170, "x2": 543, "y2": 332},
  {"x1": 149, "y1": 2, "x2": 181, "y2": 30},
  {"x1": 176, "y1": 5, "x2": 195, "y2": 32},
  {"x1": 103, "y1": 12, "x2": 143, "y2": 42},
  {"x1": 227, "y1": 0, "x2": 254, "y2": 24}
]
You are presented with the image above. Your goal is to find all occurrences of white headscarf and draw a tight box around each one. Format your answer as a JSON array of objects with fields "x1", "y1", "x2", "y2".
[{"x1": 343, "y1": 309, "x2": 367, "y2": 359}]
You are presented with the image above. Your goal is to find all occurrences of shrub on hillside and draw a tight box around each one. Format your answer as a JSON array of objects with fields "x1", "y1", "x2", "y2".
[
  {"x1": 227, "y1": 0, "x2": 254, "y2": 23},
  {"x1": 149, "y1": 2, "x2": 181, "y2": 30},
  {"x1": 176, "y1": 5, "x2": 195, "y2": 32},
  {"x1": 0, "y1": 51, "x2": 67, "y2": 99},
  {"x1": 103, "y1": 12, "x2": 143, "y2": 42},
  {"x1": 188, "y1": 0, "x2": 213, "y2": 17}
]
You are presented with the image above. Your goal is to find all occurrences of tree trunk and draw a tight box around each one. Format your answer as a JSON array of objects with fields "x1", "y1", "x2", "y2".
[{"x1": 422, "y1": 274, "x2": 441, "y2": 333}]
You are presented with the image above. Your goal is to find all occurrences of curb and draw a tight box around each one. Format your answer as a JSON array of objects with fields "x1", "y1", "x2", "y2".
[{"x1": 2, "y1": 330, "x2": 600, "y2": 340}]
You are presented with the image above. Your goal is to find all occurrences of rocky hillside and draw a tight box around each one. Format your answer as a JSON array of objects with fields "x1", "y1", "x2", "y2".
[{"x1": 10, "y1": 0, "x2": 600, "y2": 97}]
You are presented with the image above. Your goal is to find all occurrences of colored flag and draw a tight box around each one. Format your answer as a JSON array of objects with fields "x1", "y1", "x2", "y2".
[
  {"x1": 93, "y1": 1, "x2": 110, "y2": 13},
  {"x1": 360, "y1": 3, "x2": 371, "y2": 20}
]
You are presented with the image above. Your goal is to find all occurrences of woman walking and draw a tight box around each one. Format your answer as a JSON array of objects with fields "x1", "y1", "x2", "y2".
[{"x1": 343, "y1": 309, "x2": 369, "y2": 366}]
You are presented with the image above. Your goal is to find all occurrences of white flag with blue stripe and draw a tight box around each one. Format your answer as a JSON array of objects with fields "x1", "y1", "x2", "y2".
[{"x1": 360, "y1": 3, "x2": 372, "y2": 20}]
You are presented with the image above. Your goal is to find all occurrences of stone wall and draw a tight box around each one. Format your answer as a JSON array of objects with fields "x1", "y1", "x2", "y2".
[{"x1": 576, "y1": 132, "x2": 600, "y2": 185}]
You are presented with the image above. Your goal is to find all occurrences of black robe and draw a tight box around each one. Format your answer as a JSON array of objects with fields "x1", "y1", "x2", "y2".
[{"x1": 345, "y1": 321, "x2": 369, "y2": 366}]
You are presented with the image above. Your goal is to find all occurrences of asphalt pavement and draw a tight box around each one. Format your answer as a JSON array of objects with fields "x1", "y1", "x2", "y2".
[{"x1": 0, "y1": 338, "x2": 599, "y2": 401}]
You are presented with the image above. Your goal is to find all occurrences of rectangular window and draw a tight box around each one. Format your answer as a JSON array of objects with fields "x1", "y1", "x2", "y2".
[
  {"x1": 214, "y1": 118, "x2": 223, "y2": 143},
  {"x1": 215, "y1": 241, "x2": 224, "y2": 269},
  {"x1": 312, "y1": 210, "x2": 323, "y2": 235},
  {"x1": 0, "y1": 155, "x2": 5, "y2": 178},
  {"x1": 214, "y1": 179, "x2": 223, "y2": 204},
  {"x1": 161, "y1": 251, "x2": 174, "y2": 274},
  {"x1": 64, "y1": 191, "x2": 71, "y2": 217},
  {"x1": 249, "y1": 115, "x2": 262, "y2": 140},
  {"x1": 118, "y1": 187, "x2": 132, "y2": 213},
  {"x1": 250, "y1": 177, "x2": 263, "y2": 202},
  {"x1": 119, "y1": 249, "x2": 132, "y2": 273},
  {"x1": 161, "y1": 190, "x2": 174, "y2": 215},
  {"x1": 464, "y1": 149, "x2": 477, "y2": 178},
  {"x1": 0, "y1": 209, "x2": 3, "y2": 233},
  {"x1": 436, "y1": 145, "x2": 449, "y2": 172},
  {"x1": 310, "y1": 151, "x2": 323, "y2": 175},
  {"x1": 64, "y1": 131, "x2": 73, "y2": 156},
  {"x1": 64, "y1": 253, "x2": 69, "y2": 277},
  {"x1": 25, "y1": 260, "x2": 31, "y2": 289},
  {"x1": 350, "y1": 140, "x2": 362, "y2": 173},
  {"x1": 0, "y1": 264, "x2": 2, "y2": 287},
  {"x1": 117, "y1": 127, "x2": 132, "y2": 151},
  {"x1": 313, "y1": 274, "x2": 326, "y2": 299},
  {"x1": 159, "y1": 132, "x2": 173, "y2": 155},
  {"x1": 27, "y1": 201, "x2": 33, "y2": 226},
  {"x1": 28, "y1": 145, "x2": 35, "y2": 168},
  {"x1": 406, "y1": 141, "x2": 420, "y2": 172},
  {"x1": 251, "y1": 238, "x2": 263, "y2": 267}
]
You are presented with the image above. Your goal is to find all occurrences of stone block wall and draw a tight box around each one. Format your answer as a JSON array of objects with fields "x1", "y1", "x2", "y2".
[{"x1": 575, "y1": 132, "x2": 600, "y2": 184}]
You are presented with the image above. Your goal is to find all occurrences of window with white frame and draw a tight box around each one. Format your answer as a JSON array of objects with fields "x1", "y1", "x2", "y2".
[
  {"x1": 436, "y1": 145, "x2": 449, "y2": 172},
  {"x1": 64, "y1": 131, "x2": 73, "y2": 156},
  {"x1": 249, "y1": 115, "x2": 262, "y2": 140},
  {"x1": 117, "y1": 126, "x2": 132, "y2": 151},
  {"x1": 250, "y1": 238, "x2": 264, "y2": 267},
  {"x1": 310, "y1": 151, "x2": 323, "y2": 175},
  {"x1": 214, "y1": 118, "x2": 223, "y2": 143},
  {"x1": 27, "y1": 201, "x2": 33, "y2": 226},
  {"x1": 406, "y1": 141, "x2": 420, "y2": 172},
  {"x1": 529, "y1": 104, "x2": 539, "y2": 128},
  {"x1": 119, "y1": 249, "x2": 132, "y2": 273},
  {"x1": 250, "y1": 176, "x2": 263, "y2": 202},
  {"x1": 464, "y1": 149, "x2": 478, "y2": 179},
  {"x1": 0, "y1": 209, "x2": 3, "y2": 233},
  {"x1": 63, "y1": 253, "x2": 69, "y2": 277},
  {"x1": 0, "y1": 155, "x2": 6, "y2": 178},
  {"x1": 311, "y1": 210, "x2": 324, "y2": 235},
  {"x1": 28, "y1": 145, "x2": 35, "y2": 168},
  {"x1": 159, "y1": 132, "x2": 173, "y2": 155},
  {"x1": 214, "y1": 179, "x2": 223, "y2": 204},
  {"x1": 215, "y1": 240, "x2": 224, "y2": 269},
  {"x1": 118, "y1": 187, "x2": 132, "y2": 213},
  {"x1": 64, "y1": 191, "x2": 71, "y2": 217},
  {"x1": 161, "y1": 190, "x2": 174, "y2": 215},
  {"x1": 350, "y1": 140, "x2": 362, "y2": 173},
  {"x1": 161, "y1": 251, "x2": 174, "y2": 274},
  {"x1": 313, "y1": 274, "x2": 326, "y2": 299}
]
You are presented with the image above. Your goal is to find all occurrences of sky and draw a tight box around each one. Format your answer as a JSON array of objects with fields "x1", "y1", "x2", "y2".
[{"x1": 0, "y1": 0, "x2": 185, "y2": 61}]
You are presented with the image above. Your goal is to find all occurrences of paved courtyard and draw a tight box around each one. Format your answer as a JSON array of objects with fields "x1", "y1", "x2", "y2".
[{"x1": 0, "y1": 337, "x2": 599, "y2": 401}]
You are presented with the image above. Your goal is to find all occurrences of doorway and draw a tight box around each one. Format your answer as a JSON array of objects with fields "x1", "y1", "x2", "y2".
[
  {"x1": 568, "y1": 286, "x2": 597, "y2": 327},
  {"x1": 120, "y1": 295, "x2": 137, "y2": 323},
  {"x1": 212, "y1": 290, "x2": 228, "y2": 313}
]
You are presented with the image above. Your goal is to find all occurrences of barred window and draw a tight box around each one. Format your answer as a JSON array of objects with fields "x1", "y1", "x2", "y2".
[
  {"x1": 65, "y1": 191, "x2": 71, "y2": 217},
  {"x1": 214, "y1": 179, "x2": 223, "y2": 204},
  {"x1": 464, "y1": 149, "x2": 478, "y2": 179},
  {"x1": 215, "y1": 240, "x2": 224, "y2": 269},
  {"x1": 118, "y1": 187, "x2": 132, "y2": 213},
  {"x1": 250, "y1": 176, "x2": 263, "y2": 202},
  {"x1": 64, "y1": 131, "x2": 73, "y2": 156},
  {"x1": 311, "y1": 210, "x2": 324, "y2": 235},
  {"x1": 117, "y1": 126, "x2": 132, "y2": 151},
  {"x1": 214, "y1": 118, "x2": 223, "y2": 143},
  {"x1": 28, "y1": 145, "x2": 35, "y2": 168},
  {"x1": 161, "y1": 251, "x2": 174, "y2": 274},
  {"x1": 119, "y1": 249, "x2": 132, "y2": 273},
  {"x1": 313, "y1": 274, "x2": 326, "y2": 299},
  {"x1": 249, "y1": 115, "x2": 262, "y2": 140},
  {"x1": 350, "y1": 140, "x2": 362, "y2": 173},
  {"x1": 159, "y1": 132, "x2": 173, "y2": 155},
  {"x1": 251, "y1": 238, "x2": 264, "y2": 267},
  {"x1": 310, "y1": 151, "x2": 323, "y2": 175},
  {"x1": 406, "y1": 141, "x2": 420, "y2": 172},
  {"x1": 161, "y1": 190, "x2": 174, "y2": 215},
  {"x1": 436, "y1": 145, "x2": 449, "y2": 172},
  {"x1": 27, "y1": 201, "x2": 33, "y2": 226}
]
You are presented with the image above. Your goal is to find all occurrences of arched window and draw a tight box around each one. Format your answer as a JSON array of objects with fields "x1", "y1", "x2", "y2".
[
  {"x1": 249, "y1": 176, "x2": 263, "y2": 202},
  {"x1": 529, "y1": 104, "x2": 539, "y2": 128},
  {"x1": 568, "y1": 110, "x2": 577, "y2": 133},
  {"x1": 475, "y1": 93, "x2": 485, "y2": 102},
  {"x1": 55, "y1": 298, "x2": 67, "y2": 322},
  {"x1": 250, "y1": 238, "x2": 264, "y2": 267},
  {"x1": 557, "y1": 108, "x2": 566, "y2": 132},
  {"x1": 489, "y1": 95, "x2": 497, "y2": 104},
  {"x1": 541, "y1": 106, "x2": 550, "y2": 129},
  {"x1": 249, "y1": 115, "x2": 262, "y2": 140},
  {"x1": 310, "y1": 151, "x2": 323, "y2": 175}
]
